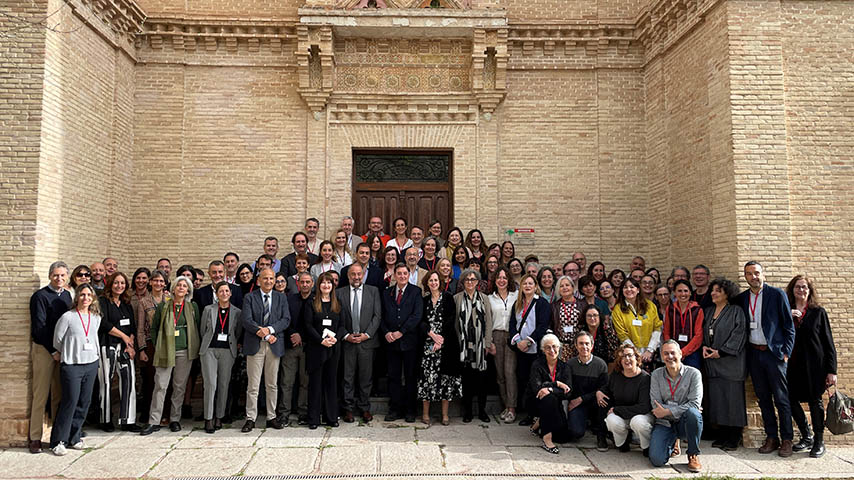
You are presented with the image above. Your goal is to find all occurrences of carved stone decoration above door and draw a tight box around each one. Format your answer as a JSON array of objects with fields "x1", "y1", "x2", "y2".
[{"x1": 297, "y1": 7, "x2": 507, "y2": 114}]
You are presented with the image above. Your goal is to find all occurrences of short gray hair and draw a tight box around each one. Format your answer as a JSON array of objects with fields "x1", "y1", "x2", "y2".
[
  {"x1": 460, "y1": 268, "x2": 481, "y2": 282},
  {"x1": 49, "y1": 261, "x2": 69, "y2": 276},
  {"x1": 541, "y1": 333, "x2": 560, "y2": 351},
  {"x1": 660, "y1": 339, "x2": 680, "y2": 352}
]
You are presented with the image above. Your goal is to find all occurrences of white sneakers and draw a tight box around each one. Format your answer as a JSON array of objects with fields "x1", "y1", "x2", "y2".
[
  {"x1": 52, "y1": 442, "x2": 67, "y2": 456},
  {"x1": 71, "y1": 441, "x2": 85, "y2": 450}
]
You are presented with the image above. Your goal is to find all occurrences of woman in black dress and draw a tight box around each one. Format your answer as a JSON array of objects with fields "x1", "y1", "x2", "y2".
[
  {"x1": 304, "y1": 272, "x2": 346, "y2": 429},
  {"x1": 786, "y1": 274, "x2": 837, "y2": 458},
  {"x1": 417, "y1": 271, "x2": 462, "y2": 426}
]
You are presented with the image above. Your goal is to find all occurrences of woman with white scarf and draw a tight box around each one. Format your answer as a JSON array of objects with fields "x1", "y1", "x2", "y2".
[{"x1": 454, "y1": 268, "x2": 495, "y2": 423}]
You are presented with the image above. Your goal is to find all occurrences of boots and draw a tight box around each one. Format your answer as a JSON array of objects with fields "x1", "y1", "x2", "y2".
[{"x1": 793, "y1": 424, "x2": 814, "y2": 452}]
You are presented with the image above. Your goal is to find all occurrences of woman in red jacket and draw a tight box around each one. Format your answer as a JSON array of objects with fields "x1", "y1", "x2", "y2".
[{"x1": 662, "y1": 279, "x2": 704, "y2": 369}]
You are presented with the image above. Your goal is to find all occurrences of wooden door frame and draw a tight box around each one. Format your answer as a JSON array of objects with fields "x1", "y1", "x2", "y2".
[{"x1": 351, "y1": 148, "x2": 454, "y2": 234}]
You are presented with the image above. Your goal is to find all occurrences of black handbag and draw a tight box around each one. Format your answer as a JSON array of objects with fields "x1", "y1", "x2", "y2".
[{"x1": 826, "y1": 386, "x2": 854, "y2": 435}]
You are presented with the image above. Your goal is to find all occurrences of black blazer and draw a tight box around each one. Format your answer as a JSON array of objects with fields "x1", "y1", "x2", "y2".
[
  {"x1": 736, "y1": 283, "x2": 795, "y2": 360},
  {"x1": 303, "y1": 301, "x2": 346, "y2": 373},
  {"x1": 380, "y1": 283, "x2": 423, "y2": 352},
  {"x1": 418, "y1": 291, "x2": 462, "y2": 375},
  {"x1": 241, "y1": 289, "x2": 290, "y2": 357},
  {"x1": 339, "y1": 263, "x2": 384, "y2": 289},
  {"x1": 194, "y1": 283, "x2": 244, "y2": 311},
  {"x1": 280, "y1": 252, "x2": 319, "y2": 277},
  {"x1": 509, "y1": 295, "x2": 551, "y2": 353}
]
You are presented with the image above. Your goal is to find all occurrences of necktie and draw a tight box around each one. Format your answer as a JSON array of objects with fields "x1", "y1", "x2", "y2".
[
  {"x1": 396, "y1": 288, "x2": 403, "y2": 305},
  {"x1": 263, "y1": 293, "x2": 270, "y2": 323},
  {"x1": 352, "y1": 287, "x2": 361, "y2": 334}
]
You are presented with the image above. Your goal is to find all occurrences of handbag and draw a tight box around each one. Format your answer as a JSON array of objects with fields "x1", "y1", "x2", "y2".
[{"x1": 826, "y1": 386, "x2": 854, "y2": 435}]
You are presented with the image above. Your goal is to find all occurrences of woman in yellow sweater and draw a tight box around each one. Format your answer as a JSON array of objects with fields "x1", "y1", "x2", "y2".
[{"x1": 611, "y1": 278, "x2": 661, "y2": 372}]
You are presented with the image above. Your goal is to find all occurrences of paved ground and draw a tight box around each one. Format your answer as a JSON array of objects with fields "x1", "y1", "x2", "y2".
[{"x1": 3, "y1": 415, "x2": 854, "y2": 479}]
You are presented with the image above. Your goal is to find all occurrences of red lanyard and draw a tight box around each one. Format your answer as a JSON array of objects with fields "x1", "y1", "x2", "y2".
[
  {"x1": 561, "y1": 299, "x2": 574, "y2": 319},
  {"x1": 425, "y1": 257, "x2": 437, "y2": 270},
  {"x1": 549, "y1": 363, "x2": 557, "y2": 382},
  {"x1": 218, "y1": 307, "x2": 229, "y2": 332},
  {"x1": 677, "y1": 304, "x2": 692, "y2": 331},
  {"x1": 521, "y1": 298, "x2": 532, "y2": 319},
  {"x1": 77, "y1": 310, "x2": 91, "y2": 339},
  {"x1": 173, "y1": 301, "x2": 184, "y2": 327},
  {"x1": 749, "y1": 292, "x2": 759, "y2": 321},
  {"x1": 666, "y1": 376, "x2": 682, "y2": 401}
]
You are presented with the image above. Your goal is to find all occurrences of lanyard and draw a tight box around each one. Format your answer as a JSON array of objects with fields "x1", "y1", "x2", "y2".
[
  {"x1": 549, "y1": 362, "x2": 557, "y2": 382},
  {"x1": 676, "y1": 304, "x2": 692, "y2": 332},
  {"x1": 77, "y1": 310, "x2": 91, "y2": 341},
  {"x1": 666, "y1": 375, "x2": 682, "y2": 401},
  {"x1": 627, "y1": 301, "x2": 639, "y2": 321},
  {"x1": 173, "y1": 301, "x2": 184, "y2": 327},
  {"x1": 425, "y1": 257, "x2": 437, "y2": 271},
  {"x1": 521, "y1": 298, "x2": 532, "y2": 319},
  {"x1": 749, "y1": 291, "x2": 760, "y2": 322},
  {"x1": 218, "y1": 307, "x2": 229, "y2": 332},
  {"x1": 561, "y1": 299, "x2": 575, "y2": 319}
]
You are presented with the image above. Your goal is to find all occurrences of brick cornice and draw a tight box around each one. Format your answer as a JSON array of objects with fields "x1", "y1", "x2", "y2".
[
  {"x1": 635, "y1": 0, "x2": 723, "y2": 65},
  {"x1": 66, "y1": 0, "x2": 146, "y2": 58}
]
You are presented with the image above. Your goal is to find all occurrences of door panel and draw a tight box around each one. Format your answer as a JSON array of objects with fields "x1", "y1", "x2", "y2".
[{"x1": 354, "y1": 190, "x2": 450, "y2": 237}]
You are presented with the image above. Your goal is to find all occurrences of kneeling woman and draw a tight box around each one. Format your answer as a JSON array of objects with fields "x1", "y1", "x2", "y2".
[
  {"x1": 304, "y1": 272, "x2": 346, "y2": 429},
  {"x1": 141, "y1": 276, "x2": 201, "y2": 435},
  {"x1": 50, "y1": 284, "x2": 102, "y2": 455},
  {"x1": 529, "y1": 334, "x2": 572, "y2": 454},
  {"x1": 199, "y1": 282, "x2": 243, "y2": 433}
]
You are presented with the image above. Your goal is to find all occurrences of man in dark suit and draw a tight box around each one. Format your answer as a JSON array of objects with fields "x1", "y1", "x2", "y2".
[
  {"x1": 738, "y1": 261, "x2": 795, "y2": 457},
  {"x1": 281, "y1": 231, "x2": 319, "y2": 277},
  {"x1": 276, "y1": 272, "x2": 313, "y2": 426},
  {"x1": 339, "y1": 243, "x2": 383, "y2": 289},
  {"x1": 241, "y1": 267, "x2": 290, "y2": 432},
  {"x1": 337, "y1": 263, "x2": 382, "y2": 423},
  {"x1": 381, "y1": 263, "x2": 422, "y2": 422},
  {"x1": 194, "y1": 260, "x2": 244, "y2": 310}
]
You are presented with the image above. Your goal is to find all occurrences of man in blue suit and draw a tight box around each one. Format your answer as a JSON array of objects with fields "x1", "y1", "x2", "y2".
[
  {"x1": 381, "y1": 263, "x2": 422, "y2": 422},
  {"x1": 738, "y1": 261, "x2": 795, "y2": 457},
  {"x1": 241, "y1": 267, "x2": 290, "y2": 432}
]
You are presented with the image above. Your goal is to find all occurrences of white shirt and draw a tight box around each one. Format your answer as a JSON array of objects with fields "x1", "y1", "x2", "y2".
[
  {"x1": 306, "y1": 238, "x2": 321, "y2": 255},
  {"x1": 387, "y1": 237, "x2": 413, "y2": 253},
  {"x1": 488, "y1": 290, "x2": 518, "y2": 332},
  {"x1": 748, "y1": 288, "x2": 768, "y2": 345}
]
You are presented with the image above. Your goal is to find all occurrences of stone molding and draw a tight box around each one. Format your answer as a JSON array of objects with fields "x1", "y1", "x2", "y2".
[
  {"x1": 136, "y1": 17, "x2": 297, "y2": 54},
  {"x1": 328, "y1": 94, "x2": 479, "y2": 124},
  {"x1": 636, "y1": 0, "x2": 723, "y2": 64},
  {"x1": 67, "y1": 0, "x2": 146, "y2": 58}
]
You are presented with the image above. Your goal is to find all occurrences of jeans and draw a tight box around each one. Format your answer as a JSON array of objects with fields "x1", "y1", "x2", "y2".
[
  {"x1": 748, "y1": 347, "x2": 793, "y2": 440},
  {"x1": 566, "y1": 398, "x2": 605, "y2": 439},
  {"x1": 50, "y1": 361, "x2": 98, "y2": 448},
  {"x1": 649, "y1": 407, "x2": 703, "y2": 467}
]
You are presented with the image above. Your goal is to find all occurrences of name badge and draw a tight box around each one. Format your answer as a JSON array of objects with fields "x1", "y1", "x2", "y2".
[
  {"x1": 119, "y1": 318, "x2": 131, "y2": 327},
  {"x1": 217, "y1": 333, "x2": 228, "y2": 342},
  {"x1": 322, "y1": 318, "x2": 332, "y2": 327},
  {"x1": 632, "y1": 318, "x2": 643, "y2": 327},
  {"x1": 678, "y1": 334, "x2": 688, "y2": 342},
  {"x1": 174, "y1": 330, "x2": 180, "y2": 337},
  {"x1": 709, "y1": 328, "x2": 714, "y2": 336},
  {"x1": 562, "y1": 325, "x2": 573, "y2": 334},
  {"x1": 83, "y1": 342, "x2": 94, "y2": 351},
  {"x1": 666, "y1": 400, "x2": 678, "y2": 407},
  {"x1": 750, "y1": 321, "x2": 758, "y2": 329}
]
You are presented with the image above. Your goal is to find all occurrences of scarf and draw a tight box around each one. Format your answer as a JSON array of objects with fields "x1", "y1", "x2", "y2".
[
  {"x1": 460, "y1": 292, "x2": 487, "y2": 370},
  {"x1": 153, "y1": 299, "x2": 200, "y2": 367}
]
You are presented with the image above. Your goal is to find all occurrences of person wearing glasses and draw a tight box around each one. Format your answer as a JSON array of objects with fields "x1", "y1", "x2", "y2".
[
  {"x1": 528, "y1": 334, "x2": 572, "y2": 454},
  {"x1": 454, "y1": 268, "x2": 494, "y2": 423},
  {"x1": 69, "y1": 265, "x2": 92, "y2": 289}
]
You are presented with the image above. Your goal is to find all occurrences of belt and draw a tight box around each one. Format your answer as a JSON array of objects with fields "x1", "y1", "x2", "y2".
[{"x1": 750, "y1": 343, "x2": 768, "y2": 351}]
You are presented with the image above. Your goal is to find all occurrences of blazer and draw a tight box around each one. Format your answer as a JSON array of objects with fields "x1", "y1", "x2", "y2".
[
  {"x1": 199, "y1": 303, "x2": 243, "y2": 357},
  {"x1": 241, "y1": 289, "x2": 291, "y2": 357},
  {"x1": 380, "y1": 283, "x2": 423, "y2": 352},
  {"x1": 509, "y1": 295, "x2": 551, "y2": 353},
  {"x1": 280, "y1": 252, "x2": 319, "y2": 277},
  {"x1": 336, "y1": 284, "x2": 382, "y2": 348},
  {"x1": 702, "y1": 304, "x2": 747, "y2": 381},
  {"x1": 737, "y1": 284, "x2": 795, "y2": 360},
  {"x1": 194, "y1": 283, "x2": 244, "y2": 311},
  {"x1": 338, "y1": 262, "x2": 384, "y2": 289},
  {"x1": 408, "y1": 267, "x2": 429, "y2": 292},
  {"x1": 303, "y1": 301, "x2": 347, "y2": 372}
]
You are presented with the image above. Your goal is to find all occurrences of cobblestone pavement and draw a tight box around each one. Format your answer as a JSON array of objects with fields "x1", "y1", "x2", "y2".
[{"x1": 2, "y1": 415, "x2": 853, "y2": 479}]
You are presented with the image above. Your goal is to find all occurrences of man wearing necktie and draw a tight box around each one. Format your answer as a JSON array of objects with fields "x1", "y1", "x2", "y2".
[
  {"x1": 337, "y1": 263, "x2": 382, "y2": 423},
  {"x1": 241, "y1": 268, "x2": 290, "y2": 432},
  {"x1": 380, "y1": 263, "x2": 422, "y2": 422}
]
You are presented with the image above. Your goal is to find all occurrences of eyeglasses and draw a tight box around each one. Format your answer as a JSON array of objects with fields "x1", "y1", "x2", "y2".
[
  {"x1": 464, "y1": 278, "x2": 478, "y2": 283},
  {"x1": 543, "y1": 345, "x2": 560, "y2": 351},
  {"x1": 275, "y1": 279, "x2": 287, "y2": 283},
  {"x1": 77, "y1": 272, "x2": 91, "y2": 277},
  {"x1": 486, "y1": 260, "x2": 498, "y2": 265},
  {"x1": 620, "y1": 353, "x2": 636, "y2": 358},
  {"x1": 586, "y1": 313, "x2": 600, "y2": 318}
]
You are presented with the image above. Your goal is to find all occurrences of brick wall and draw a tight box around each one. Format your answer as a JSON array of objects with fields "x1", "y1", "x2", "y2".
[{"x1": 0, "y1": 0, "x2": 49, "y2": 446}]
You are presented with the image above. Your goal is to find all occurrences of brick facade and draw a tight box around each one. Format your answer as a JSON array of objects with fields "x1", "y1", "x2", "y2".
[{"x1": 1, "y1": 0, "x2": 852, "y2": 446}]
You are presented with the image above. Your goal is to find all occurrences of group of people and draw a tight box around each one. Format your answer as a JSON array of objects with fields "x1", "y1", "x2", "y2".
[{"x1": 28, "y1": 216, "x2": 838, "y2": 473}]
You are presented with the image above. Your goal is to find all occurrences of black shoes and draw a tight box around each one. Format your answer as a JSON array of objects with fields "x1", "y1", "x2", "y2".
[
  {"x1": 404, "y1": 414, "x2": 416, "y2": 423},
  {"x1": 204, "y1": 420, "x2": 215, "y2": 434},
  {"x1": 462, "y1": 414, "x2": 473, "y2": 423},
  {"x1": 385, "y1": 412, "x2": 402, "y2": 422},
  {"x1": 266, "y1": 419, "x2": 285, "y2": 430},
  {"x1": 518, "y1": 417, "x2": 534, "y2": 427},
  {"x1": 596, "y1": 434, "x2": 609, "y2": 452},
  {"x1": 618, "y1": 431, "x2": 632, "y2": 452},
  {"x1": 309, "y1": 424, "x2": 318, "y2": 430},
  {"x1": 241, "y1": 420, "x2": 255, "y2": 433},
  {"x1": 139, "y1": 424, "x2": 160, "y2": 436},
  {"x1": 100, "y1": 422, "x2": 115, "y2": 432},
  {"x1": 478, "y1": 412, "x2": 491, "y2": 423},
  {"x1": 327, "y1": 421, "x2": 340, "y2": 428},
  {"x1": 793, "y1": 436, "x2": 814, "y2": 452},
  {"x1": 168, "y1": 422, "x2": 181, "y2": 432},
  {"x1": 214, "y1": 418, "x2": 223, "y2": 430},
  {"x1": 120, "y1": 423, "x2": 141, "y2": 433},
  {"x1": 810, "y1": 442, "x2": 826, "y2": 458}
]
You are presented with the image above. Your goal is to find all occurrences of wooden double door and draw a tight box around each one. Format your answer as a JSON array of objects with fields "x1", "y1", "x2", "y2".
[{"x1": 352, "y1": 150, "x2": 452, "y2": 236}]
